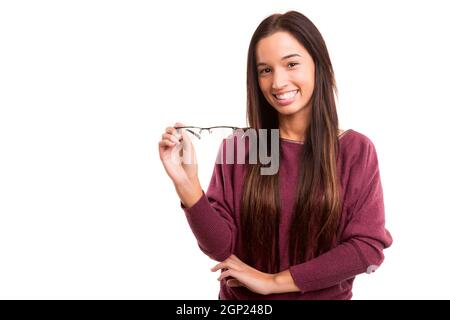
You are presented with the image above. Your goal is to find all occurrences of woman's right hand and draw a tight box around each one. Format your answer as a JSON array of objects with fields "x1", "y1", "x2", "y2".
[{"x1": 158, "y1": 122, "x2": 198, "y2": 185}]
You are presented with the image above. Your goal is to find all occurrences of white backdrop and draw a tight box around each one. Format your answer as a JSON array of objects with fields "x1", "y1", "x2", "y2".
[{"x1": 1, "y1": 0, "x2": 449, "y2": 299}]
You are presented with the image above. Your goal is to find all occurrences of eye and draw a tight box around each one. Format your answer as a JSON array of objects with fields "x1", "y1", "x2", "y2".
[
  {"x1": 288, "y1": 62, "x2": 299, "y2": 68},
  {"x1": 259, "y1": 67, "x2": 271, "y2": 75}
]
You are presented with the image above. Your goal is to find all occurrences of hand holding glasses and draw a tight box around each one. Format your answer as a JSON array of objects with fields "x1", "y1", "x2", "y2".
[
  {"x1": 159, "y1": 123, "x2": 280, "y2": 187},
  {"x1": 158, "y1": 122, "x2": 203, "y2": 207},
  {"x1": 159, "y1": 123, "x2": 248, "y2": 185}
]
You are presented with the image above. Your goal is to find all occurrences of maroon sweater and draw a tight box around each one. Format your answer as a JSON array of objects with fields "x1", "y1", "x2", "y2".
[{"x1": 181, "y1": 129, "x2": 393, "y2": 300}]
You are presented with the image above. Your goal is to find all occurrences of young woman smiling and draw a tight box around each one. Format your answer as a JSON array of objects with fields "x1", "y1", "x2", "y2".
[{"x1": 158, "y1": 11, "x2": 393, "y2": 300}]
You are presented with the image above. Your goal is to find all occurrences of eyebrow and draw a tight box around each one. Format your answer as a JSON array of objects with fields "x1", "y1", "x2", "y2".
[{"x1": 257, "y1": 53, "x2": 302, "y2": 67}]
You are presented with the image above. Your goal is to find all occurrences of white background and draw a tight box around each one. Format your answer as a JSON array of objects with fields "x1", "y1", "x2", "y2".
[{"x1": 1, "y1": 0, "x2": 449, "y2": 299}]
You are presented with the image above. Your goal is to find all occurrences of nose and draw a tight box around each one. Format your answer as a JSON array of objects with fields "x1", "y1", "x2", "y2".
[{"x1": 272, "y1": 69, "x2": 289, "y2": 90}]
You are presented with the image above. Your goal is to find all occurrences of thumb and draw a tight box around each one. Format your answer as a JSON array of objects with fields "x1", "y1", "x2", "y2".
[
  {"x1": 172, "y1": 122, "x2": 188, "y2": 150},
  {"x1": 180, "y1": 129, "x2": 197, "y2": 165},
  {"x1": 173, "y1": 122, "x2": 196, "y2": 165}
]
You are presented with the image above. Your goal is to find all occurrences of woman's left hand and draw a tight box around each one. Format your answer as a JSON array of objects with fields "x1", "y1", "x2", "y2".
[{"x1": 211, "y1": 254, "x2": 275, "y2": 295}]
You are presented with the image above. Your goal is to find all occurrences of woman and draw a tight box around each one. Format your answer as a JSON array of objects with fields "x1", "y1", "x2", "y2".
[{"x1": 158, "y1": 11, "x2": 392, "y2": 300}]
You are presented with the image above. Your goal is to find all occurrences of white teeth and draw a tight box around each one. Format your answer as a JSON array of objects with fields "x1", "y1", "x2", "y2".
[{"x1": 275, "y1": 90, "x2": 298, "y2": 100}]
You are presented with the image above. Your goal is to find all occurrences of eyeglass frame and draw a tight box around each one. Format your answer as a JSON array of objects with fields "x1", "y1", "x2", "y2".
[{"x1": 174, "y1": 126, "x2": 251, "y2": 139}]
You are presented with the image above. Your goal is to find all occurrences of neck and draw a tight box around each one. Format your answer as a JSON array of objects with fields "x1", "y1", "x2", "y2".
[{"x1": 278, "y1": 105, "x2": 311, "y2": 142}]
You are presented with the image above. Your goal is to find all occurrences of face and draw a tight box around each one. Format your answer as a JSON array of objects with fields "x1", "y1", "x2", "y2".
[{"x1": 256, "y1": 31, "x2": 315, "y2": 116}]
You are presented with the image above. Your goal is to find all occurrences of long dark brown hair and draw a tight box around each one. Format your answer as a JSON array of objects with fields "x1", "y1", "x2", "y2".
[{"x1": 240, "y1": 11, "x2": 342, "y2": 273}]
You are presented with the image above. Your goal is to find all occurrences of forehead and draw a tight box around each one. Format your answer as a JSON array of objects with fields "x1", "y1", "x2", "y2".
[{"x1": 256, "y1": 31, "x2": 306, "y2": 61}]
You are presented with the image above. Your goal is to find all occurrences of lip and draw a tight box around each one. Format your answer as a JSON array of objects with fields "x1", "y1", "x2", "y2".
[
  {"x1": 272, "y1": 89, "x2": 299, "y2": 106},
  {"x1": 272, "y1": 89, "x2": 299, "y2": 95}
]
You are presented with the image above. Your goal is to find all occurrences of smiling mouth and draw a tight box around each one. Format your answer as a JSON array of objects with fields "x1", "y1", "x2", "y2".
[{"x1": 272, "y1": 89, "x2": 299, "y2": 100}]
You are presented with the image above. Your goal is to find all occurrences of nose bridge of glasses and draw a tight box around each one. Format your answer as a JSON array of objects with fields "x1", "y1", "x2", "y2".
[{"x1": 199, "y1": 128, "x2": 210, "y2": 135}]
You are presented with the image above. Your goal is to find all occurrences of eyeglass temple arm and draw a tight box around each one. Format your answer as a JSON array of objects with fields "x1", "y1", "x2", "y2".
[
  {"x1": 186, "y1": 129, "x2": 201, "y2": 139},
  {"x1": 174, "y1": 127, "x2": 202, "y2": 140}
]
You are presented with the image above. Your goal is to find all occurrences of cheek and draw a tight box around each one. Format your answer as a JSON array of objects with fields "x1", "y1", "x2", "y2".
[
  {"x1": 258, "y1": 78, "x2": 271, "y2": 95},
  {"x1": 294, "y1": 71, "x2": 314, "y2": 91}
]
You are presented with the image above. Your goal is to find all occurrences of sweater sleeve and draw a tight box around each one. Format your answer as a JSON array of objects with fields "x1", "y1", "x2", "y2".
[
  {"x1": 180, "y1": 139, "x2": 237, "y2": 262},
  {"x1": 288, "y1": 137, "x2": 393, "y2": 293}
]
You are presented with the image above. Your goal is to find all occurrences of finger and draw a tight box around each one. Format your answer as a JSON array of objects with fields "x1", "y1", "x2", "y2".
[
  {"x1": 211, "y1": 262, "x2": 228, "y2": 272},
  {"x1": 166, "y1": 126, "x2": 175, "y2": 134},
  {"x1": 159, "y1": 137, "x2": 181, "y2": 148},
  {"x1": 224, "y1": 255, "x2": 242, "y2": 269},
  {"x1": 173, "y1": 122, "x2": 185, "y2": 136},
  {"x1": 180, "y1": 130, "x2": 197, "y2": 165},
  {"x1": 218, "y1": 269, "x2": 236, "y2": 281},
  {"x1": 212, "y1": 256, "x2": 242, "y2": 271},
  {"x1": 159, "y1": 140, "x2": 176, "y2": 148},
  {"x1": 226, "y1": 279, "x2": 243, "y2": 287},
  {"x1": 166, "y1": 126, "x2": 182, "y2": 139},
  {"x1": 162, "y1": 133, "x2": 181, "y2": 145},
  {"x1": 180, "y1": 127, "x2": 192, "y2": 144}
]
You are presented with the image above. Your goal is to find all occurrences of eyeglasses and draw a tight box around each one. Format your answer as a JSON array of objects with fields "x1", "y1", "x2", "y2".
[{"x1": 174, "y1": 126, "x2": 250, "y2": 140}]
